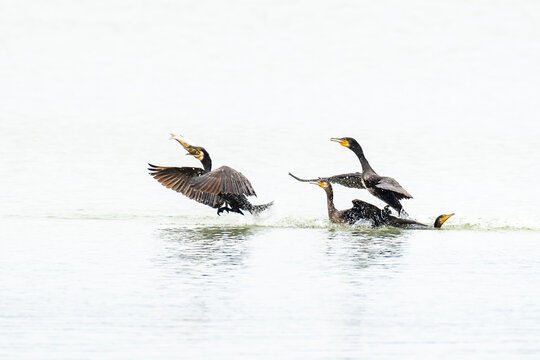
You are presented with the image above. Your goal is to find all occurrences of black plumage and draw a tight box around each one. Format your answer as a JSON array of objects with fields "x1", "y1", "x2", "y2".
[
  {"x1": 331, "y1": 137, "x2": 412, "y2": 215},
  {"x1": 289, "y1": 174, "x2": 453, "y2": 228},
  {"x1": 149, "y1": 135, "x2": 272, "y2": 215}
]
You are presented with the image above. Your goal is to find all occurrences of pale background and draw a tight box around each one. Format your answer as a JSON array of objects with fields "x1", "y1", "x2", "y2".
[
  {"x1": 1, "y1": 0, "x2": 539, "y2": 226},
  {"x1": 1, "y1": 1, "x2": 540, "y2": 359}
]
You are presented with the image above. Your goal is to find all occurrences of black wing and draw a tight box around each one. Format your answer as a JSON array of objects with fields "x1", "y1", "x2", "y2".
[
  {"x1": 350, "y1": 199, "x2": 388, "y2": 227},
  {"x1": 326, "y1": 172, "x2": 364, "y2": 189},
  {"x1": 190, "y1": 166, "x2": 256, "y2": 196},
  {"x1": 375, "y1": 176, "x2": 413, "y2": 199},
  {"x1": 288, "y1": 172, "x2": 365, "y2": 189},
  {"x1": 351, "y1": 199, "x2": 380, "y2": 212},
  {"x1": 148, "y1": 163, "x2": 224, "y2": 208}
]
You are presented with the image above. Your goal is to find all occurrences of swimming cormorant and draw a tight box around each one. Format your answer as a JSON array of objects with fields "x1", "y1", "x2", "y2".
[
  {"x1": 330, "y1": 137, "x2": 412, "y2": 216},
  {"x1": 149, "y1": 134, "x2": 273, "y2": 215},
  {"x1": 289, "y1": 173, "x2": 453, "y2": 228}
]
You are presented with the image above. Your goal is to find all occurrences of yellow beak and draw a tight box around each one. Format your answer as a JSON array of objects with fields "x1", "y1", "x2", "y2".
[
  {"x1": 435, "y1": 213, "x2": 455, "y2": 228},
  {"x1": 441, "y1": 213, "x2": 455, "y2": 223},
  {"x1": 330, "y1": 137, "x2": 349, "y2": 147},
  {"x1": 309, "y1": 180, "x2": 326, "y2": 188}
]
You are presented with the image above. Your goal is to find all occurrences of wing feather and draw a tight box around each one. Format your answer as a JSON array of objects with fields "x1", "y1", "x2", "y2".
[
  {"x1": 327, "y1": 172, "x2": 364, "y2": 189},
  {"x1": 375, "y1": 176, "x2": 413, "y2": 199},
  {"x1": 191, "y1": 166, "x2": 256, "y2": 196},
  {"x1": 148, "y1": 163, "x2": 224, "y2": 208},
  {"x1": 288, "y1": 172, "x2": 365, "y2": 189}
]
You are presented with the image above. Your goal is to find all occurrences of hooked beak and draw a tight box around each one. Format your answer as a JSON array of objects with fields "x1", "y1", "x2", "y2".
[
  {"x1": 440, "y1": 213, "x2": 455, "y2": 223},
  {"x1": 435, "y1": 213, "x2": 455, "y2": 228},
  {"x1": 330, "y1": 137, "x2": 349, "y2": 147},
  {"x1": 309, "y1": 179, "x2": 327, "y2": 188}
]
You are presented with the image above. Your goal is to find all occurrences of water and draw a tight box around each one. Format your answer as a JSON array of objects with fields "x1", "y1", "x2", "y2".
[
  {"x1": 1, "y1": 1, "x2": 540, "y2": 359},
  {"x1": 2, "y1": 220, "x2": 539, "y2": 359}
]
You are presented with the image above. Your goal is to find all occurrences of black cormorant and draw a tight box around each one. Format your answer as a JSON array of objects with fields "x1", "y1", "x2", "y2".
[
  {"x1": 289, "y1": 173, "x2": 453, "y2": 228},
  {"x1": 149, "y1": 134, "x2": 273, "y2": 215},
  {"x1": 330, "y1": 137, "x2": 412, "y2": 215}
]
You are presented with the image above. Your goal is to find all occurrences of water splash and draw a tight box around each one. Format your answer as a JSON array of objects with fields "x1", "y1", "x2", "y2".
[{"x1": 3, "y1": 210, "x2": 537, "y2": 232}]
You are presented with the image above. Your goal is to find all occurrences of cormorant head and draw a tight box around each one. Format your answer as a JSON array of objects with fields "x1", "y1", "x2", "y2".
[
  {"x1": 170, "y1": 133, "x2": 212, "y2": 170},
  {"x1": 309, "y1": 179, "x2": 330, "y2": 189},
  {"x1": 188, "y1": 146, "x2": 212, "y2": 171},
  {"x1": 434, "y1": 213, "x2": 455, "y2": 228},
  {"x1": 330, "y1": 137, "x2": 359, "y2": 149},
  {"x1": 191, "y1": 147, "x2": 207, "y2": 161}
]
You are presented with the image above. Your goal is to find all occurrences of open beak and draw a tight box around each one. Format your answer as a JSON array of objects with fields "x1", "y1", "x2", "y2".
[{"x1": 330, "y1": 137, "x2": 349, "y2": 147}]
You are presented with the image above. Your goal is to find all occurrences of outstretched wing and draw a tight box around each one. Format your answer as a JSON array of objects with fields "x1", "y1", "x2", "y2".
[
  {"x1": 375, "y1": 176, "x2": 413, "y2": 199},
  {"x1": 326, "y1": 172, "x2": 364, "y2": 189},
  {"x1": 148, "y1": 163, "x2": 224, "y2": 208},
  {"x1": 190, "y1": 166, "x2": 256, "y2": 196},
  {"x1": 288, "y1": 172, "x2": 365, "y2": 189}
]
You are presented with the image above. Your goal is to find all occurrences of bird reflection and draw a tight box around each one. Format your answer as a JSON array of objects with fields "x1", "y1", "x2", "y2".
[
  {"x1": 325, "y1": 227, "x2": 408, "y2": 270},
  {"x1": 155, "y1": 225, "x2": 256, "y2": 276}
]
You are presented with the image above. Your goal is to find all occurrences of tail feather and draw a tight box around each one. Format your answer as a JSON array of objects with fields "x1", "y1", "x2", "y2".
[{"x1": 250, "y1": 201, "x2": 274, "y2": 215}]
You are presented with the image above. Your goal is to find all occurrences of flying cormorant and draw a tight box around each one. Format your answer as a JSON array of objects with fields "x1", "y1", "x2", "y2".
[
  {"x1": 148, "y1": 134, "x2": 273, "y2": 215},
  {"x1": 330, "y1": 137, "x2": 412, "y2": 216}
]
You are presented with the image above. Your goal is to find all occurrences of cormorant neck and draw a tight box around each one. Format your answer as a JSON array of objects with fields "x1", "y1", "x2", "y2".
[
  {"x1": 201, "y1": 151, "x2": 212, "y2": 172},
  {"x1": 350, "y1": 142, "x2": 374, "y2": 173},
  {"x1": 324, "y1": 184, "x2": 338, "y2": 218}
]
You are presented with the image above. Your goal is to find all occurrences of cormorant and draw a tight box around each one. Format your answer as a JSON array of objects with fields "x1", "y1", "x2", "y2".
[
  {"x1": 289, "y1": 173, "x2": 453, "y2": 228},
  {"x1": 149, "y1": 134, "x2": 273, "y2": 215},
  {"x1": 331, "y1": 137, "x2": 412, "y2": 216}
]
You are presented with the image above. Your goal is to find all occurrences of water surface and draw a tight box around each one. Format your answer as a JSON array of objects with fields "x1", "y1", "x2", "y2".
[{"x1": 1, "y1": 217, "x2": 539, "y2": 359}]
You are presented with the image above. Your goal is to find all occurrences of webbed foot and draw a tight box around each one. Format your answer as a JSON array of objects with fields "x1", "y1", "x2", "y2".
[
  {"x1": 399, "y1": 208, "x2": 409, "y2": 218},
  {"x1": 217, "y1": 206, "x2": 231, "y2": 216},
  {"x1": 229, "y1": 208, "x2": 244, "y2": 216}
]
